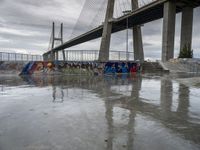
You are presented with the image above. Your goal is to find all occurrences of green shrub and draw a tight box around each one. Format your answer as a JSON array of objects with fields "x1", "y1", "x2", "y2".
[{"x1": 178, "y1": 44, "x2": 193, "y2": 58}]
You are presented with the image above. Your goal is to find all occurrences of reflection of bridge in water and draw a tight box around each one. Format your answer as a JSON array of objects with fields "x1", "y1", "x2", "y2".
[{"x1": 19, "y1": 75, "x2": 200, "y2": 148}]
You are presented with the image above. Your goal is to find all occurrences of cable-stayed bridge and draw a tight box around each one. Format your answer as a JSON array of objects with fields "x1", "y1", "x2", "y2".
[{"x1": 43, "y1": 0, "x2": 200, "y2": 62}]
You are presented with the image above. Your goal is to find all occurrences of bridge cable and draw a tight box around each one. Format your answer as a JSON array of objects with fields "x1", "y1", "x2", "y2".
[{"x1": 68, "y1": 0, "x2": 107, "y2": 40}]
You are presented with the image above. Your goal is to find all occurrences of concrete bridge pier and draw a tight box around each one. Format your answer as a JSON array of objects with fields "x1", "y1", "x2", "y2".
[
  {"x1": 43, "y1": 54, "x2": 47, "y2": 61},
  {"x1": 131, "y1": 0, "x2": 144, "y2": 62},
  {"x1": 50, "y1": 52, "x2": 55, "y2": 61},
  {"x1": 50, "y1": 22, "x2": 55, "y2": 61},
  {"x1": 162, "y1": 1, "x2": 176, "y2": 62},
  {"x1": 55, "y1": 51, "x2": 59, "y2": 61},
  {"x1": 48, "y1": 53, "x2": 52, "y2": 61},
  {"x1": 60, "y1": 23, "x2": 66, "y2": 61},
  {"x1": 99, "y1": 0, "x2": 115, "y2": 62},
  {"x1": 43, "y1": 52, "x2": 55, "y2": 61},
  {"x1": 180, "y1": 7, "x2": 194, "y2": 51}
]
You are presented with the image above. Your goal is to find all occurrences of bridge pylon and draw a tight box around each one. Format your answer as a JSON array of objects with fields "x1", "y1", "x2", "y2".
[
  {"x1": 99, "y1": 0, "x2": 115, "y2": 62},
  {"x1": 44, "y1": 22, "x2": 65, "y2": 61},
  {"x1": 131, "y1": 0, "x2": 144, "y2": 62},
  {"x1": 180, "y1": 7, "x2": 194, "y2": 51},
  {"x1": 162, "y1": 1, "x2": 176, "y2": 62},
  {"x1": 99, "y1": 0, "x2": 144, "y2": 62}
]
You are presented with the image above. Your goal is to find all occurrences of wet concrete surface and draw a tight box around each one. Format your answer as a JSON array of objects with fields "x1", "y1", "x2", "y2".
[{"x1": 0, "y1": 74, "x2": 200, "y2": 150}]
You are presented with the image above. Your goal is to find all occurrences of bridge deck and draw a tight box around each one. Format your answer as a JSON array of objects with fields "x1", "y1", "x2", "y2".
[{"x1": 44, "y1": 0, "x2": 200, "y2": 56}]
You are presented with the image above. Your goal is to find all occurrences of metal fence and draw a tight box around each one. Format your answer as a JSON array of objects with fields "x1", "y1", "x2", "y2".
[
  {"x1": 0, "y1": 52, "x2": 43, "y2": 61},
  {"x1": 58, "y1": 50, "x2": 134, "y2": 61}
]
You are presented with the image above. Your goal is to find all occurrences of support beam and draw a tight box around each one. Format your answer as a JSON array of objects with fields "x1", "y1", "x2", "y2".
[
  {"x1": 180, "y1": 7, "x2": 193, "y2": 51},
  {"x1": 51, "y1": 22, "x2": 55, "y2": 61},
  {"x1": 56, "y1": 51, "x2": 59, "y2": 60},
  {"x1": 43, "y1": 54, "x2": 47, "y2": 61},
  {"x1": 162, "y1": 1, "x2": 176, "y2": 62},
  {"x1": 131, "y1": 0, "x2": 144, "y2": 62},
  {"x1": 61, "y1": 23, "x2": 66, "y2": 61},
  {"x1": 99, "y1": 0, "x2": 115, "y2": 62}
]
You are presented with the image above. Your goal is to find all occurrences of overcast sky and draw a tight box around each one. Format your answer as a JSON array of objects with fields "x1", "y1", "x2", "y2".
[{"x1": 0, "y1": 0, "x2": 199, "y2": 60}]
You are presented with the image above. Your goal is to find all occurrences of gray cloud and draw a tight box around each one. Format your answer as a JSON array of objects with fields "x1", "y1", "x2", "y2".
[
  {"x1": 0, "y1": 0, "x2": 84, "y2": 54},
  {"x1": 17, "y1": 0, "x2": 59, "y2": 7},
  {"x1": 0, "y1": 0, "x2": 199, "y2": 60}
]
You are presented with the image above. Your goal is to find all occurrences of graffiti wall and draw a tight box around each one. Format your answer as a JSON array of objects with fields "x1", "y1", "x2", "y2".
[
  {"x1": 0, "y1": 61, "x2": 27, "y2": 74},
  {"x1": 20, "y1": 61, "x2": 141, "y2": 76}
]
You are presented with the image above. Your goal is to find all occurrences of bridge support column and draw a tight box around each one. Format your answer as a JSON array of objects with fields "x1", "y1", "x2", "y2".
[
  {"x1": 131, "y1": 0, "x2": 144, "y2": 62},
  {"x1": 51, "y1": 22, "x2": 55, "y2": 61},
  {"x1": 180, "y1": 7, "x2": 193, "y2": 51},
  {"x1": 99, "y1": 0, "x2": 115, "y2": 62},
  {"x1": 61, "y1": 23, "x2": 66, "y2": 61},
  {"x1": 56, "y1": 51, "x2": 59, "y2": 61},
  {"x1": 50, "y1": 51, "x2": 55, "y2": 61},
  {"x1": 51, "y1": 52, "x2": 55, "y2": 61},
  {"x1": 162, "y1": 1, "x2": 176, "y2": 62},
  {"x1": 43, "y1": 54, "x2": 46, "y2": 61},
  {"x1": 44, "y1": 54, "x2": 49, "y2": 61}
]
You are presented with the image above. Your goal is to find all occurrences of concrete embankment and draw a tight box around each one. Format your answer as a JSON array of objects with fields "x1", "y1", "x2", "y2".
[
  {"x1": 0, "y1": 61, "x2": 28, "y2": 75},
  {"x1": 159, "y1": 58, "x2": 200, "y2": 73},
  {"x1": 141, "y1": 62, "x2": 169, "y2": 73},
  {"x1": 1, "y1": 59, "x2": 199, "y2": 76},
  {"x1": 19, "y1": 61, "x2": 141, "y2": 75}
]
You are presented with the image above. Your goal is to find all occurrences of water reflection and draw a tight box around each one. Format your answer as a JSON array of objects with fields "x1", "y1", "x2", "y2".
[
  {"x1": 160, "y1": 79, "x2": 173, "y2": 115},
  {"x1": 52, "y1": 86, "x2": 64, "y2": 103},
  {"x1": 21, "y1": 75, "x2": 199, "y2": 146},
  {"x1": 177, "y1": 84, "x2": 190, "y2": 117},
  {"x1": 0, "y1": 74, "x2": 200, "y2": 149}
]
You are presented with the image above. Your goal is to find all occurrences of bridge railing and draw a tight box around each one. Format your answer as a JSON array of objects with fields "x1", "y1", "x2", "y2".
[
  {"x1": 0, "y1": 52, "x2": 43, "y2": 61},
  {"x1": 61, "y1": 50, "x2": 134, "y2": 61}
]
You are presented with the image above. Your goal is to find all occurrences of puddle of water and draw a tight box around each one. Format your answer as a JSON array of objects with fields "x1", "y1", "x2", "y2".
[{"x1": 0, "y1": 74, "x2": 200, "y2": 150}]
